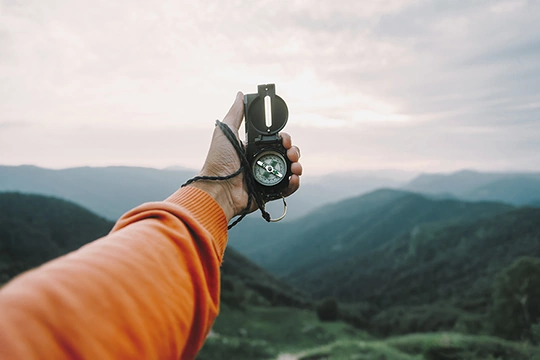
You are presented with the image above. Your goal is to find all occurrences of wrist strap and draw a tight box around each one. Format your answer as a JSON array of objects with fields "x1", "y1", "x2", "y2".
[{"x1": 181, "y1": 120, "x2": 271, "y2": 229}]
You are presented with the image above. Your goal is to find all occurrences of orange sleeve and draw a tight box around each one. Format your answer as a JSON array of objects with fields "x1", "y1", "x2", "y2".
[{"x1": 0, "y1": 186, "x2": 228, "y2": 360}]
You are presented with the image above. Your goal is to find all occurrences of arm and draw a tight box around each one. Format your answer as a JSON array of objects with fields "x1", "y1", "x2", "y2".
[
  {"x1": 0, "y1": 92, "x2": 302, "y2": 359},
  {"x1": 0, "y1": 187, "x2": 226, "y2": 359}
]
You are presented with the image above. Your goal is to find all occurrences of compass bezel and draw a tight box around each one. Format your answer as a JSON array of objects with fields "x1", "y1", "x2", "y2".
[{"x1": 252, "y1": 150, "x2": 288, "y2": 187}]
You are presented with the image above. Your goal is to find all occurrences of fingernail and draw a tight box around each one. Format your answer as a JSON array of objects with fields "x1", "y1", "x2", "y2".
[{"x1": 236, "y1": 91, "x2": 244, "y2": 101}]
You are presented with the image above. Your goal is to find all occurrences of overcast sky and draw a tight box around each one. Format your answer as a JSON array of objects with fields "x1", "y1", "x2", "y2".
[{"x1": 1, "y1": 0, "x2": 539, "y2": 175}]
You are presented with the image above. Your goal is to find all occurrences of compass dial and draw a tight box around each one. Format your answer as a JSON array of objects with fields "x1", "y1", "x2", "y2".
[{"x1": 252, "y1": 151, "x2": 287, "y2": 186}]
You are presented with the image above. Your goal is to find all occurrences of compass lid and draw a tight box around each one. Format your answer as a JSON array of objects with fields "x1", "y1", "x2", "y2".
[{"x1": 246, "y1": 84, "x2": 288, "y2": 135}]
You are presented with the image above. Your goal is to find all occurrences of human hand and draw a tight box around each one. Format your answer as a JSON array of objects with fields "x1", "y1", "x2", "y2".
[{"x1": 189, "y1": 92, "x2": 302, "y2": 222}]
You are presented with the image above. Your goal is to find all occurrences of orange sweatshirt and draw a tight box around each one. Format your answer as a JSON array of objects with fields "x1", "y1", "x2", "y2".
[{"x1": 0, "y1": 186, "x2": 228, "y2": 359}]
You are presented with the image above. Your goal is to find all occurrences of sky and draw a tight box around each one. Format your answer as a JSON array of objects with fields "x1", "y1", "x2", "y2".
[{"x1": 1, "y1": 0, "x2": 540, "y2": 176}]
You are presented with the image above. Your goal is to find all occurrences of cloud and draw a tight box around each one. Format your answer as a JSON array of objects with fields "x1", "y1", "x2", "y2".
[
  {"x1": 0, "y1": 0, "x2": 539, "y2": 173},
  {"x1": 0, "y1": 121, "x2": 31, "y2": 129}
]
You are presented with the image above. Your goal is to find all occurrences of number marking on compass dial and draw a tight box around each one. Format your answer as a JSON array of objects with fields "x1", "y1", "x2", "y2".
[{"x1": 252, "y1": 151, "x2": 287, "y2": 186}]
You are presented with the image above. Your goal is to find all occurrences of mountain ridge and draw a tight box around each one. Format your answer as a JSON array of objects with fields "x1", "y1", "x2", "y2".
[
  {"x1": 230, "y1": 188, "x2": 514, "y2": 278},
  {"x1": 403, "y1": 170, "x2": 540, "y2": 205}
]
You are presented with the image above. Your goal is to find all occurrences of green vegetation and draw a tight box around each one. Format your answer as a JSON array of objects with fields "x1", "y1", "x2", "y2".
[
  {"x1": 3, "y1": 191, "x2": 540, "y2": 359},
  {"x1": 492, "y1": 257, "x2": 540, "y2": 341},
  {"x1": 221, "y1": 247, "x2": 312, "y2": 309},
  {"x1": 197, "y1": 305, "x2": 370, "y2": 360},
  {"x1": 316, "y1": 298, "x2": 339, "y2": 322},
  {"x1": 298, "y1": 333, "x2": 538, "y2": 360},
  {"x1": 0, "y1": 192, "x2": 113, "y2": 283},
  {"x1": 232, "y1": 189, "x2": 513, "y2": 279}
]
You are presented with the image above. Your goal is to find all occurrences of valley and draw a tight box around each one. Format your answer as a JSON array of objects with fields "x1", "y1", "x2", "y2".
[{"x1": 1, "y1": 167, "x2": 540, "y2": 359}]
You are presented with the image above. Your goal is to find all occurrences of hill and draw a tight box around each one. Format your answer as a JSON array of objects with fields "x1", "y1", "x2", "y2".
[
  {"x1": 0, "y1": 192, "x2": 310, "y2": 309},
  {"x1": 229, "y1": 188, "x2": 409, "y2": 264},
  {"x1": 230, "y1": 189, "x2": 513, "y2": 277},
  {"x1": 229, "y1": 189, "x2": 540, "y2": 339},
  {"x1": 0, "y1": 192, "x2": 113, "y2": 282},
  {"x1": 287, "y1": 207, "x2": 540, "y2": 307},
  {"x1": 403, "y1": 170, "x2": 540, "y2": 205},
  {"x1": 2, "y1": 193, "x2": 538, "y2": 359},
  {"x1": 464, "y1": 176, "x2": 540, "y2": 205}
]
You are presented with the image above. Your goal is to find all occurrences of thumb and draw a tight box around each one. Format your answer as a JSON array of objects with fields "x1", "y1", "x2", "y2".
[{"x1": 222, "y1": 92, "x2": 245, "y2": 132}]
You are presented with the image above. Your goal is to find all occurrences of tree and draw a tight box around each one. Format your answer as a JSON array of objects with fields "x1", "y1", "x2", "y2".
[
  {"x1": 491, "y1": 257, "x2": 540, "y2": 341},
  {"x1": 316, "y1": 297, "x2": 339, "y2": 322}
]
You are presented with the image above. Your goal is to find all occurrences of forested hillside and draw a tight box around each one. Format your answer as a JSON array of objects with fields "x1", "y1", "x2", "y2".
[
  {"x1": 230, "y1": 189, "x2": 540, "y2": 343},
  {"x1": 0, "y1": 192, "x2": 113, "y2": 282},
  {"x1": 230, "y1": 189, "x2": 513, "y2": 275},
  {"x1": 0, "y1": 192, "x2": 309, "y2": 309},
  {"x1": 287, "y1": 207, "x2": 540, "y2": 304},
  {"x1": 2, "y1": 193, "x2": 539, "y2": 359}
]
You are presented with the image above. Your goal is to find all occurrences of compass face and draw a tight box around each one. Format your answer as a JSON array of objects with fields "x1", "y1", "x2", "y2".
[{"x1": 252, "y1": 151, "x2": 287, "y2": 186}]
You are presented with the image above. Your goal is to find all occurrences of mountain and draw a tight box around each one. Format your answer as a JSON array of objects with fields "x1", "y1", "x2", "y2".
[
  {"x1": 0, "y1": 192, "x2": 310, "y2": 308},
  {"x1": 403, "y1": 170, "x2": 504, "y2": 195},
  {"x1": 0, "y1": 165, "x2": 412, "y2": 222},
  {"x1": 0, "y1": 192, "x2": 113, "y2": 282},
  {"x1": 229, "y1": 189, "x2": 540, "y2": 341},
  {"x1": 464, "y1": 176, "x2": 540, "y2": 205},
  {"x1": 0, "y1": 165, "x2": 196, "y2": 220},
  {"x1": 403, "y1": 170, "x2": 540, "y2": 205},
  {"x1": 287, "y1": 207, "x2": 540, "y2": 307},
  {"x1": 229, "y1": 188, "x2": 407, "y2": 264},
  {"x1": 229, "y1": 189, "x2": 513, "y2": 277}
]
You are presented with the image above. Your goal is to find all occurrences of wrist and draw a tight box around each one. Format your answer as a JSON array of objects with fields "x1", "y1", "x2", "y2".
[{"x1": 187, "y1": 182, "x2": 236, "y2": 222}]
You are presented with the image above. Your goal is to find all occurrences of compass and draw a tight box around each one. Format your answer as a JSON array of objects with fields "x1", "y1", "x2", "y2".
[
  {"x1": 244, "y1": 84, "x2": 291, "y2": 204},
  {"x1": 252, "y1": 151, "x2": 287, "y2": 186}
]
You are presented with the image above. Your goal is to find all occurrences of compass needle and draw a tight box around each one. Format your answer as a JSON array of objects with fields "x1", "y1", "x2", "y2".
[{"x1": 252, "y1": 152, "x2": 287, "y2": 186}]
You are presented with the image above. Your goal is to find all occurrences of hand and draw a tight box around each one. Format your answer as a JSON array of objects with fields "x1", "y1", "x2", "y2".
[{"x1": 189, "y1": 92, "x2": 302, "y2": 222}]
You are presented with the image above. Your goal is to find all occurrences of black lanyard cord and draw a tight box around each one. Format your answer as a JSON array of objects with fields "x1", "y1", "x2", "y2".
[{"x1": 181, "y1": 120, "x2": 271, "y2": 229}]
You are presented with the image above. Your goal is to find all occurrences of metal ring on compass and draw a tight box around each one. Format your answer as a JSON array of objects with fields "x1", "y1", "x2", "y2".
[{"x1": 263, "y1": 196, "x2": 288, "y2": 222}]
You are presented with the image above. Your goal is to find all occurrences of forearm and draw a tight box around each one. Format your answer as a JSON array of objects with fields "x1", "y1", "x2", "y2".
[{"x1": 0, "y1": 187, "x2": 228, "y2": 360}]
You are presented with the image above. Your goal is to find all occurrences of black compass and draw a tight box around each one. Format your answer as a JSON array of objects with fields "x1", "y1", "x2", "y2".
[{"x1": 244, "y1": 84, "x2": 291, "y2": 203}]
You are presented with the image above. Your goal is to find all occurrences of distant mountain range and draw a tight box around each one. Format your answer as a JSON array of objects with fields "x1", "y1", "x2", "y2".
[
  {"x1": 403, "y1": 170, "x2": 540, "y2": 206},
  {"x1": 0, "y1": 165, "x2": 412, "y2": 221},
  {"x1": 0, "y1": 166, "x2": 196, "y2": 221},
  {"x1": 2, "y1": 166, "x2": 539, "y2": 223}
]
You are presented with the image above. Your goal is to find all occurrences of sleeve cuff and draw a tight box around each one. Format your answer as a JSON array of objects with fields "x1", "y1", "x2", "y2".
[{"x1": 165, "y1": 186, "x2": 229, "y2": 259}]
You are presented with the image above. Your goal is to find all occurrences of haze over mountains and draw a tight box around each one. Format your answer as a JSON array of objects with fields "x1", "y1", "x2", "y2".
[
  {"x1": 0, "y1": 165, "x2": 414, "y2": 221},
  {"x1": 2, "y1": 165, "x2": 539, "y2": 223},
  {"x1": 404, "y1": 170, "x2": 540, "y2": 206}
]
